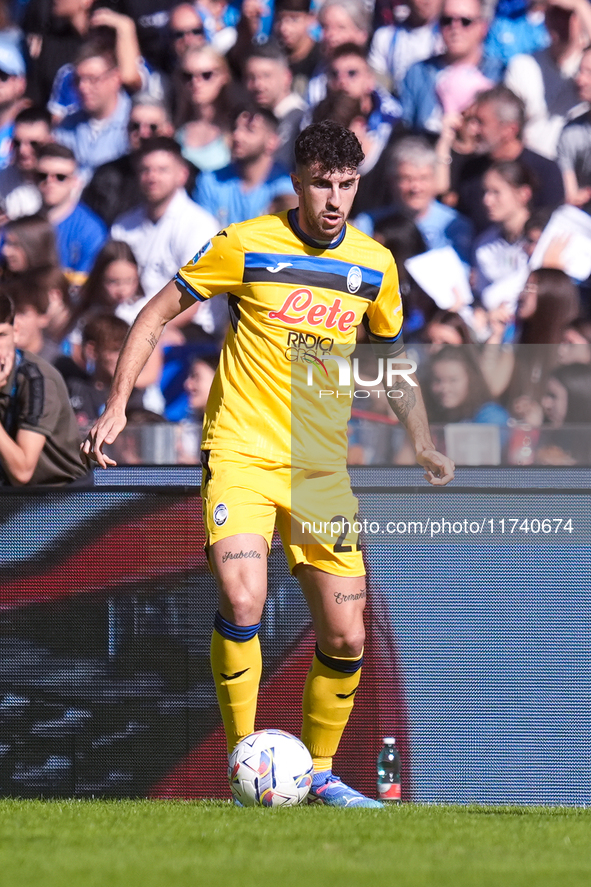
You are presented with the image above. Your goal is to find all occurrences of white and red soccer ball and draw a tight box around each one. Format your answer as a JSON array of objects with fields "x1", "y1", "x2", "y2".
[{"x1": 228, "y1": 729, "x2": 313, "y2": 807}]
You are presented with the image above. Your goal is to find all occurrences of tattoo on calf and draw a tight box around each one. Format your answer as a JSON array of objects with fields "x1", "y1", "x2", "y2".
[{"x1": 221, "y1": 550, "x2": 262, "y2": 563}]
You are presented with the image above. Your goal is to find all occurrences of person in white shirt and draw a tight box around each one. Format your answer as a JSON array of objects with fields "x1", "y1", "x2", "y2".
[{"x1": 111, "y1": 136, "x2": 220, "y2": 334}]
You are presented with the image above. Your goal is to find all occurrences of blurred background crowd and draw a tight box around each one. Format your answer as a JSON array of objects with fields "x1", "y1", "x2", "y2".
[{"x1": 1, "y1": 0, "x2": 591, "y2": 465}]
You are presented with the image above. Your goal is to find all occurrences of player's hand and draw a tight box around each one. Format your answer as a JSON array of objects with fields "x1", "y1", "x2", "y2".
[
  {"x1": 81, "y1": 408, "x2": 127, "y2": 469},
  {"x1": 416, "y1": 449, "x2": 455, "y2": 486}
]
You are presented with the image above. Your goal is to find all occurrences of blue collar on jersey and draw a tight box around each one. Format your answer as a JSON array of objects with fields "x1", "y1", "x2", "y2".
[{"x1": 287, "y1": 208, "x2": 347, "y2": 250}]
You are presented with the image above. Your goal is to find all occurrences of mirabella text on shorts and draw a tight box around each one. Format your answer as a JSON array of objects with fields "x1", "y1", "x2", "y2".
[{"x1": 306, "y1": 356, "x2": 417, "y2": 398}]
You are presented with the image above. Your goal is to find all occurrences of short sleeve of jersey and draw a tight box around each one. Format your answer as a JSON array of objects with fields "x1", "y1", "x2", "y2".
[
  {"x1": 363, "y1": 253, "x2": 403, "y2": 342},
  {"x1": 175, "y1": 224, "x2": 244, "y2": 302}
]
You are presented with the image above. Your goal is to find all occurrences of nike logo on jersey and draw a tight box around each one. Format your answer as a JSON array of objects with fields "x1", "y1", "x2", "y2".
[
  {"x1": 336, "y1": 688, "x2": 357, "y2": 699},
  {"x1": 220, "y1": 669, "x2": 249, "y2": 680},
  {"x1": 266, "y1": 262, "x2": 293, "y2": 273}
]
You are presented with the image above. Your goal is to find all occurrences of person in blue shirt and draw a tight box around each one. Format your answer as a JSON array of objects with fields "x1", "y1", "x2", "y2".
[
  {"x1": 194, "y1": 105, "x2": 294, "y2": 225},
  {"x1": 36, "y1": 143, "x2": 107, "y2": 287}
]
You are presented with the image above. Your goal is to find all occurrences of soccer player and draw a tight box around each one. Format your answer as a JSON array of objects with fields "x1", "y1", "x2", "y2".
[{"x1": 83, "y1": 121, "x2": 455, "y2": 807}]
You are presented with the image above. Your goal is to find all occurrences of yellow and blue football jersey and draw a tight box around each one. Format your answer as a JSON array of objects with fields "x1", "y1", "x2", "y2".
[{"x1": 176, "y1": 209, "x2": 402, "y2": 468}]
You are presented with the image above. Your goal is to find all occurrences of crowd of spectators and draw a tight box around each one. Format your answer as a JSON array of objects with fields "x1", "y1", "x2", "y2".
[{"x1": 1, "y1": 0, "x2": 591, "y2": 466}]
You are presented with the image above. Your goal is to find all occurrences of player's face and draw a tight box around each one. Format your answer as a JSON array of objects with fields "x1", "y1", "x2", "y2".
[
  {"x1": 0, "y1": 321, "x2": 15, "y2": 388},
  {"x1": 292, "y1": 163, "x2": 359, "y2": 241}
]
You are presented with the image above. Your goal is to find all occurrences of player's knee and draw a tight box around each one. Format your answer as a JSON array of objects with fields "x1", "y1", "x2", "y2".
[
  {"x1": 220, "y1": 588, "x2": 264, "y2": 626},
  {"x1": 322, "y1": 625, "x2": 365, "y2": 659}
]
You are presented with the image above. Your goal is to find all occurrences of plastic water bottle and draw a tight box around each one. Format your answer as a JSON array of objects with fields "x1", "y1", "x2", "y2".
[{"x1": 377, "y1": 737, "x2": 401, "y2": 803}]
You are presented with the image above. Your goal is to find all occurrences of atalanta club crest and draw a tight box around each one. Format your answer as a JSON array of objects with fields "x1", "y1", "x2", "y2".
[
  {"x1": 213, "y1": 503, "x2": 228, "y2": 526},
  {"x1": 347, "y1": 266, "x2": 362, "y2": 293}
]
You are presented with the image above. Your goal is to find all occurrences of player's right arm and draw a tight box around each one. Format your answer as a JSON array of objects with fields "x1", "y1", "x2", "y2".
[{"x1": 82, "y1": 278, "x2": 195, "y2": 467}]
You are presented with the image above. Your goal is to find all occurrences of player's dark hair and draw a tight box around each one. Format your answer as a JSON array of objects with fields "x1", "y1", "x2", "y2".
[
  {"x1": 14, "y1": 105, "x2": 52, "y2": 128},
  {"x1": 294, "y1": 121, "x2": 364, "y2": 172},
  {"x1": 0, "y1": 292, "x2": 15, "y2": 325}
]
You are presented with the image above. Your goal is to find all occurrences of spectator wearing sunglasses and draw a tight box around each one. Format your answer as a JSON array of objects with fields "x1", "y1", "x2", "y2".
[
  {"x1": 36, "y1": 143, "x2": 107, "y2": 287},
  {"x1": 0, "y1": 106, "x2": 52, "y2": 222},
  {"x1": 54, "y1": 40, "x2": 133, "y2": 185},
  {"x1": 400, "y1": 0, "x2": 503, "y2": 134},
  {"x1": 167, "y1": 3, "x2": 207, "y2": 67},
  {"x1": 81, "y1": 94, "x2": 186, "y2": 227},
  {"x1": 0, "y1": 40, "x2": 26, "y2": 172}
]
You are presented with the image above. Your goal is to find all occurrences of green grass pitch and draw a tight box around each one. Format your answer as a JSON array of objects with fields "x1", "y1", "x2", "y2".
[{"x1": 0, "y1": 800, "x2": 590, "y2": 887}]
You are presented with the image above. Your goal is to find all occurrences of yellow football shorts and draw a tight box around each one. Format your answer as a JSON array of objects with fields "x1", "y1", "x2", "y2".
[{"x1": 200, "y1": 449, "x2": 365, "y2": 577}]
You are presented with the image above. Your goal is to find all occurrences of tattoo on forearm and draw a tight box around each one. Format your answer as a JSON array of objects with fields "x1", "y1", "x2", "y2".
[
  {"x1": 147, "y1": 332, "x2": 158, "y2": 351},
  {"x1": 334, "y1": 590, "x2": 366, "y2": 604},
  {"x1": 221, "y1": 550, "x2": 262, "y2": 563},
  {"x1": 389, "y1": 377, "x2": 417, "y2": 425}
]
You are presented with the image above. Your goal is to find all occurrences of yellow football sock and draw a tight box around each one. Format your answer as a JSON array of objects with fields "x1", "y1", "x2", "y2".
[
  {"x1": 301, "y1": 645, "x2": 363, "y2": 760},
  {"x1": 312, "y1": 756, "x2": 333, "y2": 773},
  {"x1": 211, "y1": 627, "x2": 262, "y2": 753}
]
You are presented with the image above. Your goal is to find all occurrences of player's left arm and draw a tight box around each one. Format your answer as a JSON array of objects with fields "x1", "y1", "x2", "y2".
[{"x1": 365, "y1": 255, "x2": 455, "y2": 486}]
